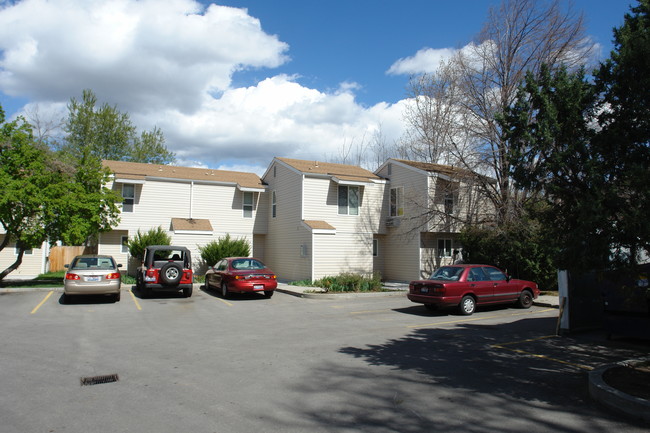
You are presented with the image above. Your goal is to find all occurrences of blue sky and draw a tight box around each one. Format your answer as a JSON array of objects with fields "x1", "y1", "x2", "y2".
[{"x1": 0, "y1": 0, "x2": 634, "y2": 174}]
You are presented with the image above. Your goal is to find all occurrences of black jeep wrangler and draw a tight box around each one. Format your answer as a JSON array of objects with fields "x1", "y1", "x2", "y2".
[{"x1": 136, "y1": 245, "x2": 193, "y2": 298}]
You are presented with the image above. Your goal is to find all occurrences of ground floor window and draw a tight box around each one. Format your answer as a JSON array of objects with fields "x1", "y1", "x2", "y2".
[{"x1": 438, "y1": 238, "x2": 452, "y2": 257}]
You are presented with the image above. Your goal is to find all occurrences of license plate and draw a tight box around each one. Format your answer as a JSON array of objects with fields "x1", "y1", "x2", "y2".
[
  {"x1": 85, "y1": 276, "x2": 101, "y2": 282},
  {"x1": 253, "y1": 284, "x2": 264, "y2": 290},
  {"x1": 420, "y1": 287, "x2": 429, "y2": 293}
]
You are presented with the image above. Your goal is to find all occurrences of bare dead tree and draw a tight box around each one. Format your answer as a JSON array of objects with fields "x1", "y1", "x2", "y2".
[
  {"x1": 402, "y1": 0, "x2": 594, "y2": 226},
  {"x1": 23, "y1": 104, "x2": 65, "y2": 149}
]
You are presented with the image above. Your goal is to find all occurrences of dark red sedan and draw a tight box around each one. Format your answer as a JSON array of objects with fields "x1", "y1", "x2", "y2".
[
  {"x1": 408, "y1": 264, "x2": 540, "y2": 315},
  {"x1": 205, "y1": 257, "x2": 277, "y2": 298}
]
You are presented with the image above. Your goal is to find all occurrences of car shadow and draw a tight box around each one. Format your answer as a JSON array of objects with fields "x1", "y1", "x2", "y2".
[
  {"x1": 394, "y1": 303, "x2": 524, "y2": 317},
  {"x1": 128, "y1": 285, "x2": 186, "y2": 300},
  {"x1": 58, "y1": 293, "x2": 119, "y2": 305},
  {"x1": 200, "y1": 284, "x2": 271, "y2": 301}
]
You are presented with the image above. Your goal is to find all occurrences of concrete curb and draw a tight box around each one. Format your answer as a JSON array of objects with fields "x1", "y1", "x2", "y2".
[
  {"x1": 276, "y1": 287, "x2": 407, "y2": 299},
  {"x1": 589, "y1": 360, "x2": 650, "y2": 424}
]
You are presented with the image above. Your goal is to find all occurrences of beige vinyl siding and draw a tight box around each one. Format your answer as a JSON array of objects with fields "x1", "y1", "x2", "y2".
[
  {"x1": 378, "y1": 163, "x2": 430, "y2": 281},
  {"x1": 262, "y1": 162, "x2": 310, "y2": 281},
  {"x1": 0, "y1": 235, "x2": 47, "y2": 277},
  {"x1": 312, "y1": 231, "x2": 373, "y2": 279},
  {"x1": 98, "y1": 230, "x2": 129, "y2": 268}
]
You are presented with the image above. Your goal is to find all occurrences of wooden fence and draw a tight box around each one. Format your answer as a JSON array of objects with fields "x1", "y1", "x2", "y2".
[{"x1": 49, "y1": 246, "x2": 98, "y2": 272}]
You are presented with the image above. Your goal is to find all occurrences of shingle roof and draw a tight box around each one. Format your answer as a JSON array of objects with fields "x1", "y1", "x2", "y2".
[
  {"x1": 171, "y1": 218, "x2": 213, "y2": 232},
  {"x1": 277, "y1": 157, "x2": 381, "y2": 182},
  {"x1": 392, "y1": 159, "x2": 488, "y2": 181},
  {"x1": 303, "y1": 220, "x2": 336, "y2": 230},
  {"x1": 103, "y1": 160, "x2": 265, "y2": 190}
]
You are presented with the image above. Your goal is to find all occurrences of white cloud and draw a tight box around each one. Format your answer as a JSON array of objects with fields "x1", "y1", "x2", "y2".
[
  {"x1": 0, "y1": 0, "x2": 407, "y2": 174},
  {"x1": 387, "y1": 47, "x2": 458, "y2": 75}
]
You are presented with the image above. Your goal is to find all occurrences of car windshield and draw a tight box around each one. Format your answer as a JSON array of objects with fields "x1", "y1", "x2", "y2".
[
  {"x1": 429, "y1": 266, "x2": 463, "y2": 281},
  {"x1": 71, "y1": 257, "x2": 115, "y2": 270},
  {"x1": 231, "y1": 259, "x2": 265, "y2": 270}
]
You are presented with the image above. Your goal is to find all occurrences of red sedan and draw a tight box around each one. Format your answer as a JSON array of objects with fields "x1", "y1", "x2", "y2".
[
  {"x1": 205, "y1": 257, "x2": 277, "y2": 298},
  {"x1": 408, "y1": 264, "x2": 540, "y2": 315}
]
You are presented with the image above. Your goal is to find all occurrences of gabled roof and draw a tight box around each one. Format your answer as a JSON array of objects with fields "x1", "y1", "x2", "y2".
[
  {"x1": 103, "y1": 160, "x2": 266, "y2": 191},
  {"x1": 386, "y1": 159, "x2": 494, "y2": 183},
  {"x1": 274, "y1": 157, "x2": 382, "y2": 184}
]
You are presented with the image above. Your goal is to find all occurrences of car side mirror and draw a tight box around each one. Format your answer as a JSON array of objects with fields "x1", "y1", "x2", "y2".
[
  {"x1": 117, "y1": 264, "x2": 123, "y2": 268},
  {"x1": 64, "y1": 264, "x2": 69, "y2": 269},
  {"x1": 506, "y1": 275, "x2": 511, "y2": 282}
]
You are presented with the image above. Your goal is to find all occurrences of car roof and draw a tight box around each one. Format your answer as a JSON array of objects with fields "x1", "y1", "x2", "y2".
[
  {"x1": 146, "y1": 245, "x2": 189, "y2": 251},
  {"x1": 73, "y1": 254, "x2": 114, "y2": 259}
]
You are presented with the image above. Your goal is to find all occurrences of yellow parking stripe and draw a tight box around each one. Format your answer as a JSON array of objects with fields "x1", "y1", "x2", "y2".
[
  {"x1": 30, "y1": 291, "x2": 53, "y2": 314},
  {"x1": 129, "y1": 290, "x2": 142, "y2": 311},
  {"x1": 217, "y1": 298, "x2": 233, "y2": 307}
]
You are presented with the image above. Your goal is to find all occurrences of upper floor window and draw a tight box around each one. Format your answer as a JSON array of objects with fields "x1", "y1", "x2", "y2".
[
  {"x1": 243, "y1": 192, "x2": 253, "y2": 218},
  {"x1": 272, "y1": 191, "x2": 277, "y2": 218},
  {"x1": 338, "y1": 185, "x2": 359, "y2": 215},
  {"x1": 15, "y1": 243, "x2": 33, "y2": 255},
  {"x1": 122, "y1": 184, "x2": 135, "y2": 213},
  {"x1": 390, "y1": 187, "x2": 404, "y2": 217},
  {"x1": 444, "y1": 191, "x2": 454, "y2": 214}
]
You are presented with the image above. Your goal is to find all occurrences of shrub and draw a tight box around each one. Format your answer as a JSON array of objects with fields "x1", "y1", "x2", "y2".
[
  {"x1": 127, "y1": 226, "x2": 171, "y2": 262},
  {"x1": 199, "y1": 234, "x2": 250, "y2": 268},
  {"x1": 292, "y1": 273, "x2": 384, "y2": 292}
]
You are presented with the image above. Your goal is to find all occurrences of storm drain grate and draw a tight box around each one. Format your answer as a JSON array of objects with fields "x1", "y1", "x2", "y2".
[{"x1": 80, "y1": 374, "x2": 119, "y2": 386}]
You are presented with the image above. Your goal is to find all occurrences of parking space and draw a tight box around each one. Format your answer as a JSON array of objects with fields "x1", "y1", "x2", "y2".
[{"x1": 2, "y1": 289, "x2": 648, "y2": 432}]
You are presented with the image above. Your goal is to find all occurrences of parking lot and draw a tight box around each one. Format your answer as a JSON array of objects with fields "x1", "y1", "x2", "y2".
[{"x1": 2, "y1": 286, "x2": 648, "y2": 432}]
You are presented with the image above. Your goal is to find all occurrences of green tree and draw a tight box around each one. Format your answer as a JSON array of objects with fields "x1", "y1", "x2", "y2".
[
  {"x1": 593, "y1": 0, "x2": 650, "y2": 266},
  {"x1": 0, "y1": 104, "x2": 121, "y2": 280},
  {"x1": 128, "y1": 227, "x2": 172, "y2": 262},
  {"x1": 199, "y1": 234, "x2": 250, "y2": 268},
  {"x1": 500, "y1": 1, "x2": 650, "y2": 271},
  {"x1": 61, "y1": 89, "x2": 176, "y2": 164}
]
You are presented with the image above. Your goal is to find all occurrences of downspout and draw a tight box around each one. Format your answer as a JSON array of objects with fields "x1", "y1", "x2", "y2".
[{"x1": 189, "y1": 181, "x2": 194, "y2": 219}]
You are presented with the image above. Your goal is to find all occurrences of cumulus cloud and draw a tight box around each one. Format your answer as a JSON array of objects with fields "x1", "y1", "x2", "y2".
[
  {"x1": 0, "y1": 0, "x2": 406, "y2": 174},
  {"x1": 387, "y1": 47, "x2": 458, "y2": 75}
]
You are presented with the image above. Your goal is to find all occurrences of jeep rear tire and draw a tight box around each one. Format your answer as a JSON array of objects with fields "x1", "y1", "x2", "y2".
[{"x1": 160, "y1": 262, "x2": 183, "y2": 286}]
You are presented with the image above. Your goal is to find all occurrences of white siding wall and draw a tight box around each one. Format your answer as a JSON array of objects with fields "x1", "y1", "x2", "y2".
[
  {"x1": 0, "y1": 235, "x2": 47, "y2": 277},
  {"x1": 106, "y1": 179, "x2": 261, "y2": 275},
  {"x1": 262, "y1": 163, "x2": 311, "y2": 281},
  {"x1": 312, "y1": 232, "x2": 374, "y2": 279},
  {"x1": 375, "y1": 163, "x2": 429, "y2": 282}
]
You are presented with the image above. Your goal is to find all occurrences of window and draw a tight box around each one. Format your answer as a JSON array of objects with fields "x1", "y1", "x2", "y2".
[
  {"x1": 122, "y1": 184, "x2": 135, "y2": 213},
  {"x1": 14, "y1": 244, "x2": 32, "y2": 255},
  {"x1": 438, "y1": 239, "x2": 452, "y2": 257},
  {"x1": 373, "y1": 239, "x2": 379, "y2": 257},
  {"x1": 390, "y1": 187, "x2": 404, "y2": 217},
  {"x1": 243, "y1": 192, "x2": 253, "y2": 218},
  {"x1": 300, "y1": 244, "x2": 308, "y2": 257},
  {"x1": 444, "y1": 191, "x2": 454, "y2": 214},
  {"x1": 272, "y1": 191, "x2": 277, "y2": 218},
  {"x1": 338, "y1": 185, "x2": 359, "y2": 215},
  {"x1": 467, "y1": 267, "x2": 488, "y2": 282},
  {"x1": 121, "y1": 236, "x2": 129, "y2": 253}
]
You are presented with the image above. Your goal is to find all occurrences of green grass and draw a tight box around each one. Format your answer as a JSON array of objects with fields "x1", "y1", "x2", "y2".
[{"x1": 290, "y1": 273, "x2": 389, "y2": 293}]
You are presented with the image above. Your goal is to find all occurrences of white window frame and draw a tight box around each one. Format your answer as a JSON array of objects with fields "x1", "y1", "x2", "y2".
[
  {"x1": 272, "y1": 191, "x2": 277, "y2": 218},
  {"x1": 243, "y1": 191, "x2": 254, "y2": 218},
  {"x1": 390, "y1": 186, "x2": 404, "y2": 217},
  {"x1": 438, "y1": 239, "x2": 452, "y2": 257},
  {"x1": 122, "y1": 184, "x2": 135, "y2": 213},
  {"x1": 338, "y1": 185, "x2": 359, "y2": 216},
  {"x1": 121, "y1": 236, "x2": 129, "y2": 254}
]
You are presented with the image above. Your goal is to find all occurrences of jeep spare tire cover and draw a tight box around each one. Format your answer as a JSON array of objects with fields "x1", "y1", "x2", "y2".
[{"x1": 160, "y1": 262, "x2": 183, "y2": 286}]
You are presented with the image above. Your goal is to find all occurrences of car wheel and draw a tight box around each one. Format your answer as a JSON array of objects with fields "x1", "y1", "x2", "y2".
[
  {"x1": 114, "y1": 291, "x2": 121, "y2": 302},
  {"x1": 459, "y1": 295, "x2": 476, "y2": 315},
  {"x1": 517, "y1": 290, "x2": 533, "y2": 309},
  {"x1": 160, "y1": 262, "x2": 183, "y2": 286},
  {"x1": 424, "y1": 303, "x2": 437, "y2": 311},
  {"x1": 183, "y1": 285, "x2": 193, "y2": 298},
  {"x1": 264, "y1": 290, "x2": 274, "y2": 298},
  {"x1": 221, "y1": 282, "x2": 230, "y2": 299}
]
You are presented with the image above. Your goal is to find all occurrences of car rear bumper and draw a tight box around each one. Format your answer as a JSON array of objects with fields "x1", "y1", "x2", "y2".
[
  {"x1": 228, "y1": 281, "x2": 277, "y2": 293},
  {"x1": 64, "y1": 281, "x2": 121, "y2": 295},
  {"x1": 143, "y1": 283, "x2": 193, "y2": 291},
  {"x1": 407, "y1": 293, "x2": 460, "y2": 306}
]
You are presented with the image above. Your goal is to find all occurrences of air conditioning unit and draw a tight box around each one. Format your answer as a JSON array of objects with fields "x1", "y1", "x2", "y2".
[{"x1": 386, "y1": 217, "x2": 401, "y2": 227}]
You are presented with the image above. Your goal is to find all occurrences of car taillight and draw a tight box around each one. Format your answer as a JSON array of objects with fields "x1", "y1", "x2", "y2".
[
  {"x1": 106, "y1": 273, "x2": 121, "y2": 280},
  {"x1": 65, "y1": 273, "x2": 80, "y2": 280},
  {"x1": 271, "y1": 275, "x2": 277, "y2": 279},
  {"x1": 234, "y1": 275, "x2": 244, "y2": 280}
]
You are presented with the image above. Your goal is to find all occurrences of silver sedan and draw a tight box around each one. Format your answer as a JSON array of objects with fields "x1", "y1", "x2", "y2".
[{"x1": 63, "y1": 255, "x2": 122, "y2": 302}]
